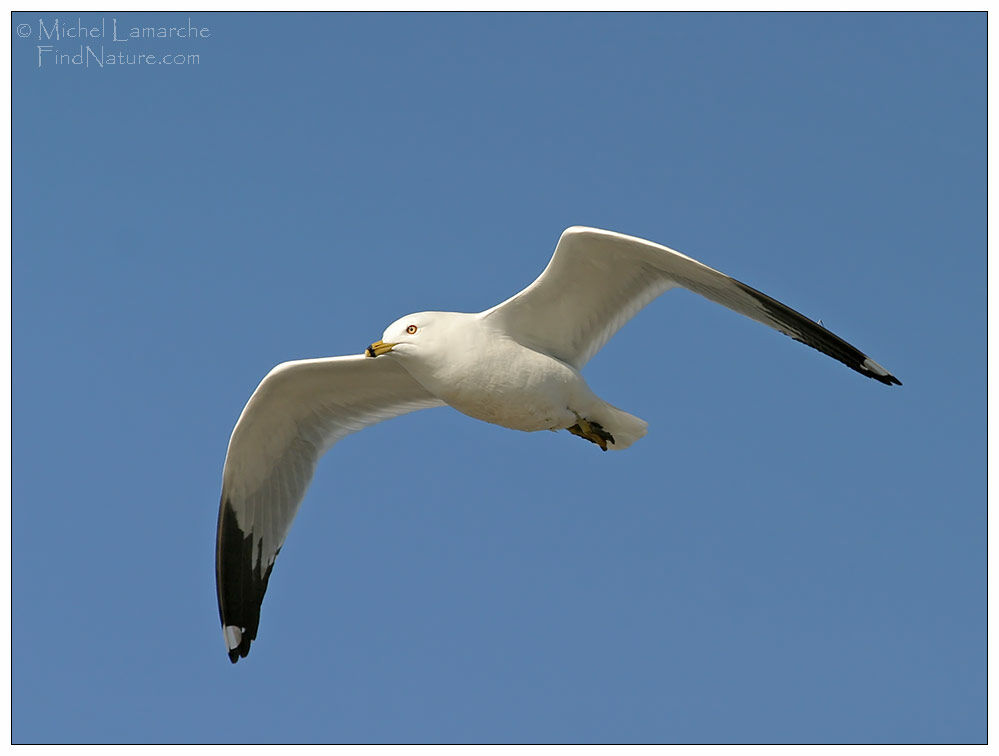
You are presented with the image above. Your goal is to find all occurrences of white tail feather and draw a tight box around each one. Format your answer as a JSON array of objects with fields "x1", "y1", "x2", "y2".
[{"x1": 593, "y1": 403, "x2": 648, "y2": 450}]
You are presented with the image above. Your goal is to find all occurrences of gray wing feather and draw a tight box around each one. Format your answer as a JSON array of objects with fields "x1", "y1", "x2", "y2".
[
  {"x1": 483, "y1": 226, "x2": 900, "y2": 384},
  {"x1": 216, "y1": 355, "x2": 445, "y2": 662}
]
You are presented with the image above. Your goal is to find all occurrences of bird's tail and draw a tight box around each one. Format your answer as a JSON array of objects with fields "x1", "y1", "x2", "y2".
[{"x1": 593, "y1": 402, "x2": 648, "y2": 450}]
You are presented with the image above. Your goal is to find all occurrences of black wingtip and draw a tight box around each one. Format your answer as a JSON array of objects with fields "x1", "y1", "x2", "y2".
[
  {"x1": 217, "y1": 495, "x2": 278, "y2": 665},
  {"x1": 729, "y1": 279, "x2": 903, "y2": 389},
  {"x1": 227, "y1": 635, "x2": 252, "y2": 664},
  {"x1": 866, "y1": 367, "x2": 902, "y2": 386}
]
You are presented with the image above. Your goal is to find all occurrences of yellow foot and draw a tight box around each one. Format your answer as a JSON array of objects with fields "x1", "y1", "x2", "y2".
[{"x1": 566, "y1": 419, "x2": 616, "y2": 451}]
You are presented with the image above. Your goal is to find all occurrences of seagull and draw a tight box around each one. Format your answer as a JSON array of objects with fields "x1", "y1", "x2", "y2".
[{"x1": 216, "y1": 226, "x2": 900, "y2": 662}]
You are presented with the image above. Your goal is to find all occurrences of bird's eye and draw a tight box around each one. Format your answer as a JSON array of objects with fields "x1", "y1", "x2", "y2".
[{"x1": 406, "y1": 325, "x2": 418, "y2": 335}]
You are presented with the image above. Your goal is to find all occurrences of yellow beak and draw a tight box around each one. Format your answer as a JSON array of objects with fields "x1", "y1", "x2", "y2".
[{"x1": 366, "y1": 340, "x2": 396, "y2": 358}]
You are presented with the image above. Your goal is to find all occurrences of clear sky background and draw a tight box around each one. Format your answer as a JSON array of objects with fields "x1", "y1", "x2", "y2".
[{"x1": 13, "y1": 12, "x2": 984, "y2": 744}]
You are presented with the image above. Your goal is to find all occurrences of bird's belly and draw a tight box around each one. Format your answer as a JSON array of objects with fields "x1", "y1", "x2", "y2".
[
  {"x1": 434, "y1": 348, "x2": 584, "y2": 432},
  {"x1": 447, "y1": 390, "x2": 570, "y2": 431}
]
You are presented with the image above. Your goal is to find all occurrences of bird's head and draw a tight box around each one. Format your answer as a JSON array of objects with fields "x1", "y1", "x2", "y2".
[{"x1": 366, "y1": 311, "x2": 457, "y2": 360}]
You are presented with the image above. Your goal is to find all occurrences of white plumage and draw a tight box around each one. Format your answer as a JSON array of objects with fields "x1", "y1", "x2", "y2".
[{"x1": 216, "y1": 226, "x2": 900, "y2": 662}]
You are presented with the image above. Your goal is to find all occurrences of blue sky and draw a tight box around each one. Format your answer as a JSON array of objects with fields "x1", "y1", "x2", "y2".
[{"x1": 13, "y1": 12, "x2": 984, "y2": 744}]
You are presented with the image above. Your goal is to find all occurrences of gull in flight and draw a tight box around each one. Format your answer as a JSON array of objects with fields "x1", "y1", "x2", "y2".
[{"x1": 216, "y1": 226, "x2": 900, "y2": 662}]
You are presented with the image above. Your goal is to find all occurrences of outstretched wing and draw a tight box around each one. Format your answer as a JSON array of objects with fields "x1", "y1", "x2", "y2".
[
  {"x1": 482, "y1": 226, "x2": 900, "y2": 385},
  {"x1": 216, "y1": 355, "x2": 445, "y2": 662}
]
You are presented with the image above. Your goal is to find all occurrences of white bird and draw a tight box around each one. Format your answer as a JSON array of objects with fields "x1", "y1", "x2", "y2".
[{"x1": 216, "y1": 226, "x2": 900, "y2": 662}]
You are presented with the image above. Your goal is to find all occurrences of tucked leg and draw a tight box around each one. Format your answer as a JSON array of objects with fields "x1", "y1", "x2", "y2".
[{"x1": 566, "y1": 419, "x2": 616, "y2": 451}]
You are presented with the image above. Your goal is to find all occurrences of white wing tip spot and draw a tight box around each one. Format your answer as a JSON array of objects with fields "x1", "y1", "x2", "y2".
[
  {"x1": 862, "y1": 357, "x2": 890, "y2": 376},
  {"x1": 224, "y1": 625, "x2": 244, "y2": 651}
]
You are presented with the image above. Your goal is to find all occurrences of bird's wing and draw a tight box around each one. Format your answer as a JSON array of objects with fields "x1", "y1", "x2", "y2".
[
  {"x1": 216, "y1": 354, "x2": 445, "y2": 662},
  {"x1": 481, "y1": 226, "x2": 900, "y2": 384}
]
